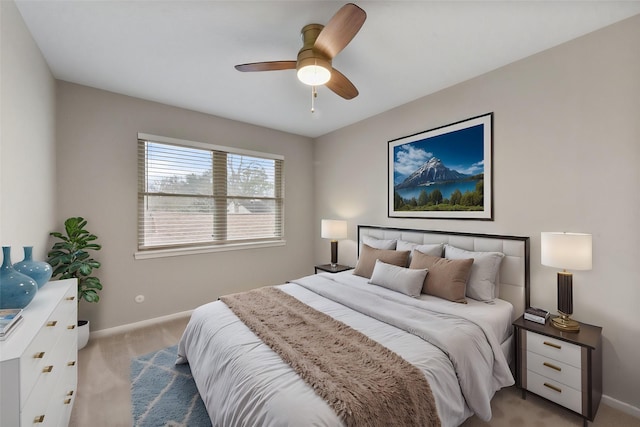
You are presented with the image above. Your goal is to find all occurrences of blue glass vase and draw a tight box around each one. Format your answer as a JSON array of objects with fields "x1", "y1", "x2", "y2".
[
  {"x1": 13, "y1": 246, "x2": 53, "y2": 288},
  {"x1": 0, "y1": 246, "x2": 38, "y2": 309}
]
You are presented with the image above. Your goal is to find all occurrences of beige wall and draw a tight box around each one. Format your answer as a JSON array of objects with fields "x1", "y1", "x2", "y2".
[
  {"x1": 0, "y1": 0, "x2": 56, "y2": 258},
  {"x1": 314, "y1": 15, "x2": 640, "y2": 412},
  {"x1": 55, "y1": 82, "x2": 315, "y2": 330}
]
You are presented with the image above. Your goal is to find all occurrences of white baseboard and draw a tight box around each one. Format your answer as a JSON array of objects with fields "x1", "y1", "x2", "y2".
[
  {"x1": 602, "y1": 394, "x2": 640, "y2": 419},
  {"x1": 89, "y1": 310, "x2": 193, "y2": 339}
]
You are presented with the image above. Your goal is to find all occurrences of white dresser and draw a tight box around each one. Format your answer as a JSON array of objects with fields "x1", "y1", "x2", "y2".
[{"x1": 0, "y1": 279, "x2": 78, "y2": 427}]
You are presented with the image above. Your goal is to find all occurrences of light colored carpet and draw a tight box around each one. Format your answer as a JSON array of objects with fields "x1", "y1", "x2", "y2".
[{"x1": 70, "y1": 314, "x2": 640, "y2": 427}]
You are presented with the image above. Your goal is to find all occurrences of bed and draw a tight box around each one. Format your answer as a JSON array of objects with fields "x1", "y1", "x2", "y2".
[{"x1": 177, "y1": 225, "x2": 530, "y2": 426}]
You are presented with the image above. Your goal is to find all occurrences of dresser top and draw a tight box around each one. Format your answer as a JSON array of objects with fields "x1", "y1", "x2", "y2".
[
  {"x1": 0, "y1": 279, "x2": 76, "y2": 360},
  {"x1": 513, "y1": 314, "x2": 602, "y2": 350}
]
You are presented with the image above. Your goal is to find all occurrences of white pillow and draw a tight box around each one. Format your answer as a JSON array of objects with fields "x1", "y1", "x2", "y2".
[
  {"x1": 361, "y1": 235, "x2": 397, "y2": 250},
  {"x1": 368, "y1": 259, "x2": 427, "y2": 298},
  {"x1": 396, "y1": 241, "x2": 443, "y2": 265},
  {"x1": 444, "y1": 244, "x2": 504, "y2": 301}
]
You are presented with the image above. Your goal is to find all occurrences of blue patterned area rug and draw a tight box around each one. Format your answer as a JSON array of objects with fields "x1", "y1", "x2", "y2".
[{"x1": 130, "y1": 345, "x2": 212, "y2": 427}]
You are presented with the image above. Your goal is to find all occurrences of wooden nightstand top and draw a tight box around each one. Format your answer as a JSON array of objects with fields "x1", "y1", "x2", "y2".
[
  {"x1": 315, "y1": 264, "x2": 353, "y2": 274},
  {"x1": 513, "y1": 314, "x2": 602, "y2": 350}
]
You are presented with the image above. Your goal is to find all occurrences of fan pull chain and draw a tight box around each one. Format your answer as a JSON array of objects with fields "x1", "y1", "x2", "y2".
[{"x1": 311, "y1": 85, "x2": 318, "y2": 113}]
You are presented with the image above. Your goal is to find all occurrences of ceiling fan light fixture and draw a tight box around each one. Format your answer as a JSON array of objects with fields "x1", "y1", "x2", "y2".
[{"x1": 297, "y1": 64, "x2": 331, "y2": 86}]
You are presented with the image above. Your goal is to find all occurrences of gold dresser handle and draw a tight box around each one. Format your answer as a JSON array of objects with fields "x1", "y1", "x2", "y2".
[
  {"x1": 66, "y1": 296, "x2": 76, "y2": 301},
  {"x1": 67, "y1": 361, "x2": 76, "y2": 367},
  {"x1": 33, "y1": 352, "x2": 45, "y2": 359},
  {"x1": 46, "y1": 320, "x2": 58, "y2": 327},
  {"x1": 66, "y1": 390, "x2": 74, "y2": 396},
  {"x1": 543, "y1": 362, "x2": 562, "y2": 372},
  {"x1": 34, "y1": 415, "x2": 45, "y2": 423},
  {"x1": 543, "y1": 341, "x2": 561, "y2": 350},
  {"x1": 544, "y1": 382, "x2": 562, "y2": 393},
  {"x1": 64, "y1": 398, "x2": 72, "y2": 405},
  {"x1": 42, "y1": 365, "x2": 54, "y2": 373},
  {"x1": 67, "y1": 324, "x2": 76, "y2": 330}
]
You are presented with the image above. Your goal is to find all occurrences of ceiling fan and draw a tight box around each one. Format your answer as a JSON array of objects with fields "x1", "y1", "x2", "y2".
[{"x1": 234, "y1": 3, "x2": 366, "y2": 101}]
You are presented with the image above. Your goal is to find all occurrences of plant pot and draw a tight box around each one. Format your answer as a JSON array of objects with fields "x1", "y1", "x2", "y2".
[{"x1": 78, "y1": 320, "x2": 90, "y2": 350}]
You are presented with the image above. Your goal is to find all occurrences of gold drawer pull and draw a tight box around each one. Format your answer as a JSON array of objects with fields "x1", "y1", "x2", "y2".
[
  {"x1": 42, "y1": 365, "x2": 54, "y2": 373},
  {"x1": 34, "y1": 415, "x2": 45, "y2": 423},
  {"x1": 544, "y1": 382, "x2": 562, "y2": 393},
  {"x1": 66, "y1": 390, "x2": 74, "y2": 396},
  {"x1": 543, "y1": 341, "x2": 561, "y2": 349},
  {"x1": 64, "y1": 398, "x2": 72, "y2": 404},
  {"x1": 67, "y1": 360, "x2": 76, "y2": 366},
  {"x1": 543, "y1": 362, "x2": 562, "y2": 372},
  {"x1": 33, "y1": 352, "x2": 45, "y2": 359},
  {"x1": 46, "y1": 320, "x2": 58, "y2": 327},
  {"x1": 66, "y1": 296, "x2": 76, "y2": 301},
  {"x1": 67, "y1": 324, "x2": 76, "y2": 330}
]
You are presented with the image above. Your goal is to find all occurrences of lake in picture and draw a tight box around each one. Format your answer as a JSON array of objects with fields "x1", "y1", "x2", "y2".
[{"x1": 395, "y1": 179, "x2": 480, "y2": 201}]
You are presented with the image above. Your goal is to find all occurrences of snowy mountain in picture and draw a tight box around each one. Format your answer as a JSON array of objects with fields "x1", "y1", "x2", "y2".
[{"x1": 396, "y1": 158, "x2": 468, "y2": 189}]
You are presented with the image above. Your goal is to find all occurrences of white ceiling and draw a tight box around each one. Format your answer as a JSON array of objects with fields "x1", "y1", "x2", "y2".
[{"x1": 15, "y1": 1, "x2": 640, "y2": 138}]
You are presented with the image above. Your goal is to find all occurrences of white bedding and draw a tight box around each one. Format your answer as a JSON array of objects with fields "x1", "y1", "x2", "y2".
[
  {"x1": 327, "y1": 271, "x2": 514, "y2": 344},
  {"x1": 177, "y1": 271, "x2": 515, "y2": 427}
]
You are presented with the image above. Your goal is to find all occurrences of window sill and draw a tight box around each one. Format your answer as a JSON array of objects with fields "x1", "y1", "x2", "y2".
[{"x1": 134, "y1": 240, "x2": 286, "y2": 260}]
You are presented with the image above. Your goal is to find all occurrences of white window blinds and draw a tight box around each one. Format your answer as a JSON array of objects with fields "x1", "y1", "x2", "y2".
[{"x1": 137, "y1": 134, "x2": 284, "y2": 251}]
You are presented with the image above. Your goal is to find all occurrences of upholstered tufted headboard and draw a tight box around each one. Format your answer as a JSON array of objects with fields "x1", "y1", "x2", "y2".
[{"x1": 357, "y1": 225, "x2": 530, "y2": 320}]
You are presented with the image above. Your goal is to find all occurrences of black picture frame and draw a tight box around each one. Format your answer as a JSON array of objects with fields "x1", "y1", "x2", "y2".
[{"x1": 388, "y1": 113, "x2": 493, "y2": 220}]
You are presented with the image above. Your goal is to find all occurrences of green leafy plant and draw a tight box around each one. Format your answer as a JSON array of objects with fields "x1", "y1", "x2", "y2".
[{"x1": 48, "y1": 217, "x2": 103, "y2": 303}]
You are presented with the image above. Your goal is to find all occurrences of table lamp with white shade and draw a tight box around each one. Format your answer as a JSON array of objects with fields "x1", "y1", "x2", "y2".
[
  {"x1": 321, "y1": 219, "x2": 347, "y2": 268},
  {"x1": 541, "y1": 232, "x2": 592, "y2": 332}
]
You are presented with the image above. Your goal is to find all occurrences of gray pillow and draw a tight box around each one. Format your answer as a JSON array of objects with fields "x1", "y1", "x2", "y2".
[
  {"x1": 369, "y1": 260, "x2": 427, "y2": 297},
  {"x1": 444, "y1": 244, "x2": 504, "y2": 301},
  {"x1": 361, "y1": 235, "x2": 397, "y2": 250},
  {"x1": 396, "y1": 240, "x2": 443, "y2": 265}
]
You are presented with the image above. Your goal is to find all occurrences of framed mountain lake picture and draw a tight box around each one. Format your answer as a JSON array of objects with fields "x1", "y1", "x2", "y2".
[{"x1": 388, "y1": 113, "x2": 493, "y2": 220}]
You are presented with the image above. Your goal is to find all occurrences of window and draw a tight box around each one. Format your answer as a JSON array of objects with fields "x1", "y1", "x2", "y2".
[{"x1": 137, "y1": 133, "x2": 284, "y2": 255}]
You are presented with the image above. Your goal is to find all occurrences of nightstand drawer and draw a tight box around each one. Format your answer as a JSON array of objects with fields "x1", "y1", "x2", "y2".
[
  {"x1": 526, "y1": 331, "x2": 581, "y2": 367},
  {"x1": 527, "y1": 370, "x2": 582, "y2": 413},
  {"x1": 527, "y1": 351, "x2": 581, "y2": 390}
]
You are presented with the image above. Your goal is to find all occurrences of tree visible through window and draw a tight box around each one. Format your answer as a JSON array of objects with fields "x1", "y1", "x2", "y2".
[{"x1": 137, "y1": 135, "x2": 284, "y2": 251}]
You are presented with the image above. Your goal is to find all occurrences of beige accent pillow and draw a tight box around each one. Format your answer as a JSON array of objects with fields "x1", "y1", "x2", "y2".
[
  {"x1": 353, "y1": 244, "x2": 410, "y2": 279},
  {"x1": 409, "y1": 250, "x2": 473, "y2": 303}
]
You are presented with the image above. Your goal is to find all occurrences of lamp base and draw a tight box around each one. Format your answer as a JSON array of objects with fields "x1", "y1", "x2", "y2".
[
  {"x1": 330, "y1": 240, "x2": 338, "y2": 268},
  {"x1": 551, "y1": 311, "x2": 580, "y2": 332}
]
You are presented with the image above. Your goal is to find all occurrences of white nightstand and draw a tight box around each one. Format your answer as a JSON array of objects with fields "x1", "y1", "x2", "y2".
[{"x1": 513, "y1": 315, "x2": 602, "y2": 427}]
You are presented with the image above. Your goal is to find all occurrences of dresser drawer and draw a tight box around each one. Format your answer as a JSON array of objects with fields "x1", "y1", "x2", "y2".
[
  {"x1": 19, "y1": 293, "x2": 76, "y2": 407},
  {"x1": 526, "y1": 331, "x2": 581, "y2": 367},
  {"x1": 527, "y1": 370, "x2": 582, "y2": 413},
  {"x1": 527, "y1": 351, "x2": 581, "y2": 390}
]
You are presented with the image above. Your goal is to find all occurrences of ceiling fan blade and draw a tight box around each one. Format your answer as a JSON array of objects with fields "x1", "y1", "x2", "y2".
[
  {"x1": 234, "y1": 61, "x2": 297, "y2": 72},
  {"x1": 326, "y1": 68, "x2": 358, "y2": 100},
  {"x1": 314, "y1": 3, "x2": 366, "y2": 59}
]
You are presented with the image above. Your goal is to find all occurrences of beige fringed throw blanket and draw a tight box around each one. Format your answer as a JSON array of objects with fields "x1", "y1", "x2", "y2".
[{"x1": 220, "y1": 286, "x2": 441, "y2": 427}]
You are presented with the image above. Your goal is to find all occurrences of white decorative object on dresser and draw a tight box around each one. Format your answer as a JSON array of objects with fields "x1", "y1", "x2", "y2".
[
  {"x1": 0, "y1": 279, "x2": 78, "y2": 427},
  {"x1": 513, "y1": 315, "x2": 603, "y2": 427}
]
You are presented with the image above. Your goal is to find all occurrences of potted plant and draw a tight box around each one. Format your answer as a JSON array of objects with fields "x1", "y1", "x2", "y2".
[{"x1": 48, "y1": 217, "x2": 102, "y2": 350}]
